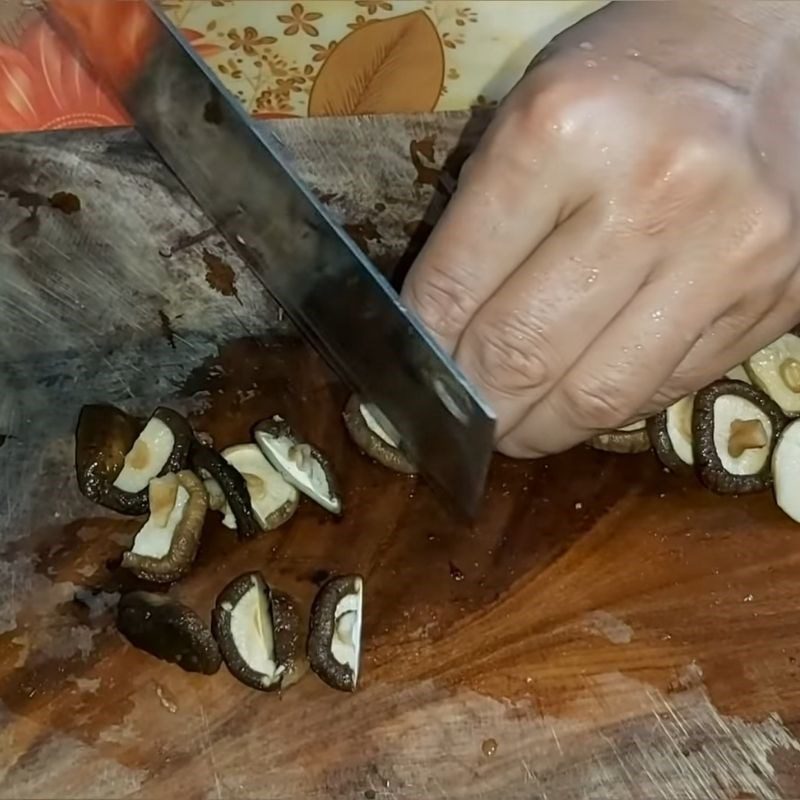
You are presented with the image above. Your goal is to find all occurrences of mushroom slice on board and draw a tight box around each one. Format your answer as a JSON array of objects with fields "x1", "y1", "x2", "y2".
[
  {"x1": 219, "y1": 444, "x2": 299, "y2": 531},
  {"x1": 117, "y1": 591, "x2": 221, "y2": 674},
  {"x1": 746, "y1": 331, "x2": 800, "y2": 416},
  {"x1": 342, "y1": 395, "x2": 417, "y2": 474},
  {"x1": 253, "y1": 416, "x2": 342, "y2": 514},
  {"x1": 75, "y1": 405, "x2": 193, "y2": 516},
  {"x1": 211, "y1": 572, "x2": 302, "y2": 692},
  {"x1": 308, "y1": 574, "x2": 364, "y2": 692},
  {"x1": 647, "y1": 395, "x2": 695, "y2": 474},
  {"x1": 121, "y1": 470, "x2": 208, "y2": 583},
  {"x1": 693, "y1": 379, "x2": 786, "y2": 494},
  {"x1": 589, "y1": 420, "x2": 650, "y2": 454},
  {"x1": 773, "y1": 419, "x2": 800, "y2": 523},
  {"x1": 189, "y1": 440, "x2": 260, "y2": 540}
]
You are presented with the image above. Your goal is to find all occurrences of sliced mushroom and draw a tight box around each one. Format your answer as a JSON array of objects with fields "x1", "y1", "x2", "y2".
[
  {"x1": 219, "y1": 444, "x2": 298, "y2": 531},
  {"x1": 342, "y1": 395, "x2": 416, "y2": 475},
  {"x1": 693, "y1": 379, "x2": 786, "y2": 494},
  {"x1": 647, "y1": 395, "x2": 695, "y2": 473},
  {"x1": 308, "y1": 574, "x2": 363, "y2": 692},
  {"x1": 189, "y1": 440, "x2": 260, "y2": 540},
  {"x1": 121, "y1": 470, "x2": 208, "y2": 583},
  {"x1": 589, "y1": 420, "x2": 650, "y2": 454},
  {"x1": 75, "y1": 405, "x2": 192, "y2": 516},
  {"x1": 745, "y1": 332, "x2": 800, "y2": 416},
  {"x1": 211, "y1": 572, "x2": 302, "y2": 692},
  {"x1": 772, "y1": 419, "x2": 800, "y2": 522},
  {"x1": 116, "y1": 591, "x2": 221, "y2": 674},
  {"x1": 725, "y1": 364, "x2": 752, "y2": 384},
  {"x1": 253, "y1": 416, "x2": 342, "y2": 515}
]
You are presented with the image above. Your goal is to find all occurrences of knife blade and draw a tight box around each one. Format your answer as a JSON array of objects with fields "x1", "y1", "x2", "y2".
[{"x1": 48, "y1": 0, "x2": 496, "y2": 517}]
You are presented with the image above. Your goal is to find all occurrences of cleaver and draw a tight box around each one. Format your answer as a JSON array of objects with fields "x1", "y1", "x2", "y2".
[{"x1": 47, "y1": 0, "x2": 495, "y2": 518}]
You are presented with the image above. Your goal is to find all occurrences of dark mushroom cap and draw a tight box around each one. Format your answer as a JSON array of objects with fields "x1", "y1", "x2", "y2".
[
  {"x1": 342, "y1": 395, "x2": 416, "y2": 475},
  {"x1": 75, "y1": 405, "x2": 193, "y2": 516},
  {"x1": 116, "y1": 591, "x2": 221, "y2": 674},
  {"x1": 308, "y1": 574, "x2": 363, "y2": 692},
  {"x1": 189, "y1": 440, "x2": 259, "y2": 539},
  {"x1": 121, "y1": 470, "x2": 208, "y2": 583},
  {"x1": 253, "y1": 416, "x2": 342, "y2": 515},
  {"x1": 646, "y1": 396, "x2": 696, "y2": 475},
  {"x1": 693, "y1": 379, "x2": 786, "y2": 494},
  {"x1": 211, "y1": 572, "x2": 301, "y2": 692}
]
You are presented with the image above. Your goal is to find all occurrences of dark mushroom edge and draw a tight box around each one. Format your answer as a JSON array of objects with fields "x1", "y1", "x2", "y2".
[
  {"x1": 692, "y1": 379, "x2": 786, "y2": 495},
  {"x1": 75, "y1": 405, "x2": 192, "y2": 516},
  {"x1": 211, "y1": 571, "x2": 302, "y2": 692},
  {"x1": 646, "y1": 395, "x2": 696, "y2": 475},
  {"x1": 342, "y1": 395, "x2": 417, "y2": 475},
  {"x1": 121, "y1": 470, "x2": 208, "y2": 583},
  {"x1": 189, "y1": 440, "x2": 260, "y2": 539},
  {"x1": 116, "y1": 591, "x2": 221, "y2": 674},
  {"x1": 308, "y1": 574, "x2": 363, "y2": 693},
  {"x1": 253, "y1": 416, "x2": 343, "y2": 515},
  {"x1": 589, "y1": 421, "x2": 651, "y2": 454}
]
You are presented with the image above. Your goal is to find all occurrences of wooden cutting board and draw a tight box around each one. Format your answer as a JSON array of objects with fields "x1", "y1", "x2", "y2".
[{"x1": 0, "y1": 111, "x2": 799, "y2": 800}]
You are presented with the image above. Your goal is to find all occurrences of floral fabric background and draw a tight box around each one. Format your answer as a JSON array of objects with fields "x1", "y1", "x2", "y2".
[{"x1": 0, "y1": 0, "x2": 605, "y2": 133}]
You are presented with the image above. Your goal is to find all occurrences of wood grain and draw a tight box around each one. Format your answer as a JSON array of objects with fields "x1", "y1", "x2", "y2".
[{"x1": 1, "y1": 111, "x2": 799, "y2": 800}]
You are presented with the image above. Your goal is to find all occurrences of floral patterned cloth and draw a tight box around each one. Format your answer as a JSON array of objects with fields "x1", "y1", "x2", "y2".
[{"x1": 0, "y1": 0, "x2": 605, "y2": 133}]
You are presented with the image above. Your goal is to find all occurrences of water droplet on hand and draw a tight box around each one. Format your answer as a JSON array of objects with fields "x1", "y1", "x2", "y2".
[
  {"x1": 579, "y1": 41, "x2": 594, "y2": 50},
  {"x1": 584, "y1": 59, "x2": 597, "y2": 68},
  {"x1": 626, "y1": 48, "x2": 641, "y2": 58}
]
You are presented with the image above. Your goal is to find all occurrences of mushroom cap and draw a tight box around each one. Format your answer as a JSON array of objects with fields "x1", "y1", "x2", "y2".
[
  {"x1": 308, "y1": 574, "x2": 364, "y2": 692},
  {"x1": 647, "y1": 395, "x2": 696, "y2": 474},
  {"x1": 746, "y1": 333, "x2": 800, "y2": 416},
  {"x1": 589, "y1": 420, "x2": 650, "y2": 454},
  {"x1": 75, "y1": 405, "x2": 193, "y2": 516},
  {"x1": 693, "y1": 379, "x2": 786, "y2": 494},
  {"x1": 211, "y1": 572, "x2": 301, "y2": 692},
  {"x1": 122, "y1": 470, "x2": 208, "y2": 583},
  {"x1": 189, "y1": 440, "x2": 260, "y2": 539},
  {"x1": 253, "y1": 416, "x2": 342, "y2": 515},
  {"x1": 342, "y1": 395, "x2": 416, "y2": 475},
  {"x1": 117, "y1": 591, "x2": 221, "y2": 674}
]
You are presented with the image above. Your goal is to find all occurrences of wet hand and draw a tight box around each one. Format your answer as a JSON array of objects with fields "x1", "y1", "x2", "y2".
[{"x1": 402, "y1": 1, "x2": 800, "y2": 457}]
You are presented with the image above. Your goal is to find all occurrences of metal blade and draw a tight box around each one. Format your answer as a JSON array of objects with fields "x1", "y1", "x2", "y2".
[{"x1": 48, "y1": 0, "x2": 495, "y2": 517}]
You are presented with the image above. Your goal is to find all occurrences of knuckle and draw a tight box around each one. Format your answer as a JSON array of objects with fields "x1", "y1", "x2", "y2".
[
  {"x1": 560, "y1": 376, "x2": 628, "y2": 431},
  {"x1": 468, "y1": 319, "x2": 551, "y2": 396},
  {"x1": 405, "y1": 262, "x2": 478, "y2": 342}
]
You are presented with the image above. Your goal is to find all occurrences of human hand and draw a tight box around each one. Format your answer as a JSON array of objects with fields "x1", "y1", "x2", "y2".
[{"x1": 402, "y1": 0, "x2": 800, "y2": 457}]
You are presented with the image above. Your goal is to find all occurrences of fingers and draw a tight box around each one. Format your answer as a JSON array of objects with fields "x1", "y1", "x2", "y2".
[
  {"x1": 499, "y1": 269, "x2": 726, "y2": 457},
  {"x1": 401, "y1": 87, "x2": 593, "y2": 354},
  {"x1": 451, "y1": 204, "x2": 658, "y2": 438}
]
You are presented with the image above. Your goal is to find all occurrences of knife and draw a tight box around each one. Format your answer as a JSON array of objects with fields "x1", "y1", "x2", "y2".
[{"x1": 47, "y1": 0, "x2": 496, "y2": 517}]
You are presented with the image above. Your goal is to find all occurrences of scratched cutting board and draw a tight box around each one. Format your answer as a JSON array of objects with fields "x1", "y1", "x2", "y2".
[{"x1": 0, "y1": 112, "x2": 799, "y2": 800}]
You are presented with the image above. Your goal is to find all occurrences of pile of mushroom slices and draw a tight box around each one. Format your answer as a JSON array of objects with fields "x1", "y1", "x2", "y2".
[
  {"x1": 588, "y1": 328, "x2": 800, "y2": 523},
  {"x1": 74, "y1": 404, "x2": 363, "y2": 693}
]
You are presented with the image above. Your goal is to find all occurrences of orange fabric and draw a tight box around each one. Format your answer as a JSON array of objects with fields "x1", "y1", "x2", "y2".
[{"x1": 0, "y1": 0, "x2": 604, "y2": 133}]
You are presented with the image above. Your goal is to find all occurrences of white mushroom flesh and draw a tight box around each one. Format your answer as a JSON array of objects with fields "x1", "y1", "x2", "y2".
[
  {"x1": 712, "y1": 395, "x2": 772, "y2": 475},
  {"x1": 131, "y1": 475, "x2": 189, "y2": 559},
  {"x1": 725, "y1": 365, "x2": 751, "y2": 384},
  {"x1": 230, "y1": 576, "x2": 282, "y2": 683},
  {"x1": 203, "y1": 477, "x2": 227, "y2": 512},
  {"x1": 747, "y1": 334, "x2": 800, "y2": 415},
  {"x1": 330, "y1": 578, "x2": 363, "y2": 684},
  {"x1": 254, "y1": 422, "x2": 339, "y2": 513},
  {"x1": 618, "y1": 420, "x2": 646, "y2": 432},
  {"x1": 112, "y1": 417, "x2": 175, "y2": 493},
  {"x1": 773, "y1": 420, "x2": 800, "y2": 522},
  {"x1": 666, "y1": 395, "x2": 695, "y2": 465},
  {"x1": 360, "y1": 404, "x2": 399, "y2": 449},
  {"x1": 220, "y1": 444, "x2": 297, "y2": 530}
]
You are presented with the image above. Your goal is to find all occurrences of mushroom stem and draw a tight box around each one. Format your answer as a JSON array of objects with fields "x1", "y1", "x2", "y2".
[
  {"x1": 728, "y1": 418, "x2": 768, "y2": 458},
  {"x1": 780, "y1": 357, "x2": 800, "y2": 393}
]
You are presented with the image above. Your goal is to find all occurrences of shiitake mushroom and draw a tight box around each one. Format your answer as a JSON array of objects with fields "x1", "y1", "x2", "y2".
[
  {"x1": 75, "y1": 405, "x2": 192, "y2": 515},
  {"x1": 121, "y1": 470, "x2": 208, "y2": 583},
  {"x1": 116, "y1": 591, "x2": 221, "y2": 674},
  {"x1": 746, "y1": 330, "x2": 800, "y2": 417},
  {"x1": 647, "y1": 395, "x2": 696, "y2": 474},
  {"x1": 253, "y1": 416, "x2": 342, "y2": 515},
  {"x1": 772, "y1": 419, "x2": 800, "y2": 522},
  {"x1": 211, "y1": 571, "x2": 302, "y2": 692},
  {"x1": 189, "y1": 440, "x2": 260, "y2": 540},
  {"x1": 307, "y1": 574, "x2": 363, "y2": 692},
  {"x1": 692, "y1": 379, "x2": 786, "y2": 494},
  {"x1": 342, "y1": 395, "x2": 416, "y2": 474},
  {"x1": 589, "y1": 420, "x2": 651, "y2": 454}
]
